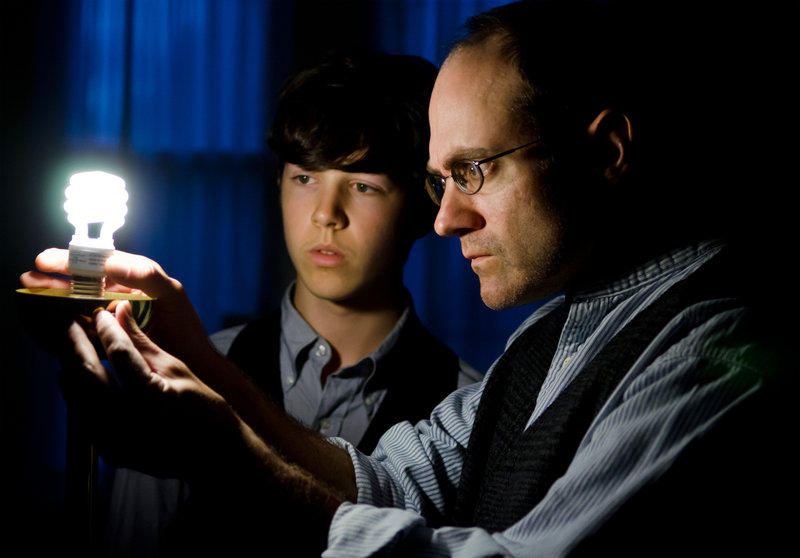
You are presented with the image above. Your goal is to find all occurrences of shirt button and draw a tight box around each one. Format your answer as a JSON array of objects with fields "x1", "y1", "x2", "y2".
[
  {"x1": 319, "y1": 418, "x2": 331, "y2": 431},
  {"x1": 364, "y1": 394, "x2": 375, "y2": 406},
  {"x1": 315, "y1": 344, "x2": 328, "y2": 357},
  {"x1": 285, "y1": 376, "x2": 295, "y2": 386}
]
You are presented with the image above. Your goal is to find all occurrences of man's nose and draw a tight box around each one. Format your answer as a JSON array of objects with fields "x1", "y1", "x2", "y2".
[{"x1": 433, "y1": 183, "x2": 485, "y2": 237}]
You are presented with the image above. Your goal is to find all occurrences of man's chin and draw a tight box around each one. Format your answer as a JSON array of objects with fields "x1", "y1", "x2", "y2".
[
  {"x1": 478, "y1": 277, "x2": 552, "y2": 311},
  {"x1": 478, "y1": 282, "x2": 519, "y2": 311}
]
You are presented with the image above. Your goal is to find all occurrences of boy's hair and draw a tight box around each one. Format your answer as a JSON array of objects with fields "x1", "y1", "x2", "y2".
[{"x1": 268, "y1": 49, "x2": 438, "y2": 226}]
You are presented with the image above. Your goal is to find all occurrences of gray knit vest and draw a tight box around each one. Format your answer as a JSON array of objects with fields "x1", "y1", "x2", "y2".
[{"x1": 453, "y1": 248, "x2": 738, "y2": 531}]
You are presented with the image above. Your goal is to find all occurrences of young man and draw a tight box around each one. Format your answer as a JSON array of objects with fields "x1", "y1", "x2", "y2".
[
  {"x1": 217, "y1": 49, "x2": 480, "y2": 453},
  {"x1": 25, "y1": 2, "x2": 791, "y2": 556}
]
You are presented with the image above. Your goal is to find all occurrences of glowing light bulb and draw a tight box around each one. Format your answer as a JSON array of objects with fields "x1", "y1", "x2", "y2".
[{"x1": 64, "y1": 171, "x2": 128, "y2": 297}]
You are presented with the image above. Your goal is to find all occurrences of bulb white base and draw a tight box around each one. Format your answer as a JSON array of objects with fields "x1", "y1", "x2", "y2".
[{"x1": 68, "y1": 244, "x2": 114, "y2": 297}]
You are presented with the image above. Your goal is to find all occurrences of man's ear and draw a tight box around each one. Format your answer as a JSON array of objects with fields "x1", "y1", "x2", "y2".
[{"x1": 586, "y1": 109, "x2": 633, "y2": 184}]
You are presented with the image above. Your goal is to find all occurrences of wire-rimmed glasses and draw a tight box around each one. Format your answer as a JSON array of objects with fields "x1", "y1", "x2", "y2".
[{"x1": 425, "y1": 139, "x2": 542, "y2": 206}]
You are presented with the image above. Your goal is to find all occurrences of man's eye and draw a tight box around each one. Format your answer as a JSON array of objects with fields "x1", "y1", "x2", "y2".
[
  {"x1": 295, "y1": 175, "x2": 312, "y2": 185},
  {"x1": 354, "y1": 183, "x2": 374, "y2": 193},
  {"x1": 478, "y1": 161, "x2": 496, "y2": 179}
]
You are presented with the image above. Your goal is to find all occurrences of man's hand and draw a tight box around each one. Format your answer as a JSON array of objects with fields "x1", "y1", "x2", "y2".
[
  {"x1": 59, "y1": 301, "x2": 241, "y2": 479},
  {"x1": 21, "y1": 247, "x2": 183, "y2": 300},
  {"x1": 24, "y1": 247, "x2": 358, "y2": 503},
  {"x1": 21, "y1": 248, "x2": 217, "y2": 382},
  {"x1": 59, "y1": 302, "x2": 343, "y2": 551}
]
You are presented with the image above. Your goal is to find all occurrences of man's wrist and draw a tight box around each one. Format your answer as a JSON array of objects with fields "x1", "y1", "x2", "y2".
[{"x1": 197, "y1": 405, "x2": 341, "y2": 552}]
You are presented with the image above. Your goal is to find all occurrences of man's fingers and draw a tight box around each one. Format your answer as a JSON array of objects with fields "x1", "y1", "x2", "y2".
[
  {"x1": 27, "y1": 248, "x2": 178, "y2": 298},
  {"x1": 105, "y1": 251, "x2": 182, "y2": 299},
  {"x1": 115, "y1": 300, "x2": 164, "y2": 362},
  {"x1": 21, "y1": 248, "x2": 70, "y2": 289},
  {"x1": 93, "y1": 307, "x2": 157, "y2": 389},
  {"x1": 59, "y1": 321, "x2": 114, "y2": 388},
  {"x1": 34, "y1": 248, "x2": 70, "y2": 274},
  {"x1": 19, "y1": 270, "x2": 70, "y2": 290}
]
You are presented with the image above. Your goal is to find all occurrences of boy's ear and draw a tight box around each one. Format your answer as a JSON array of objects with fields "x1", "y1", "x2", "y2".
[{"x1": 586, "y1": 109, "x2": 633, "y2": 184}]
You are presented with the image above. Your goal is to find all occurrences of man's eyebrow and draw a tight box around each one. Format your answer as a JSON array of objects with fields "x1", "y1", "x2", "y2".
[
  {"x1": 426, "y1": 161, "x2": 441, "y2": 175},
  {"x1": 427, "y1": 148, "x2": 493, "y2": 175}
]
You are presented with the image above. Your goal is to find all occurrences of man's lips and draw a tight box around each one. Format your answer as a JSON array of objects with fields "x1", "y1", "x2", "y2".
[
  {"x1": 463, "y1": 250, "x2": 490, "y2": 261},
  {"x1": 463, "y1": 249, "x2": 493, "y2": 271}
]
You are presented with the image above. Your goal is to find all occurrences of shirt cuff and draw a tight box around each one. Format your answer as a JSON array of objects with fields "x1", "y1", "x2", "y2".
[
  {"x1": 324, "y1": 501, "x2": 427, "y2": 558},
  {"x1": 327, "y1": 436, "x2": 401, "y2": 507}
]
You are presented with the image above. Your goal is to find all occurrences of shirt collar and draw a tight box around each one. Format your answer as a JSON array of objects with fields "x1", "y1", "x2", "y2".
[
  {"x1": 279, "y1": 282, "x2": 413, "y2": 380},
  {"x1": 571, "y1": 238, "x2": 726, "y2": 301},
  {"x1": 280, "y1": 283, "x2": 322, "y2": 360},
  {"x1": 503, "y1": 239, "x2": 726, "y2": 360}
]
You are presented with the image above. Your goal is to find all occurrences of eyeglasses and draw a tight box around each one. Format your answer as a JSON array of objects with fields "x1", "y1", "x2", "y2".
[{"x1": 425, "y1": 139, "x2": 542, "y2": 206}]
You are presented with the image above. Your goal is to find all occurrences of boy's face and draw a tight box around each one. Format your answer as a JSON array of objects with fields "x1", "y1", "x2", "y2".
[{"x1": 280, "y1": 162, "x2": 410, "y2": 307}]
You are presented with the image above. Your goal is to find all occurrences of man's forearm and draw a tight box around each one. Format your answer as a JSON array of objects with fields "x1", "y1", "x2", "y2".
[
  {"x1": 195, "y1": 404, "x2": 345, "y2": 555},
  {"x1": 194, "y1": 349, "x2": 359, "y2": 503},
  {"x1": 230, "y1": 407, "x2": 347, "y2": 515}
]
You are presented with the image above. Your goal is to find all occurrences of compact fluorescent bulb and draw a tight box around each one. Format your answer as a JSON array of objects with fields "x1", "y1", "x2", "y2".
[{"x1": 64, "y1": 171, "x2": 128, "y2": 297}]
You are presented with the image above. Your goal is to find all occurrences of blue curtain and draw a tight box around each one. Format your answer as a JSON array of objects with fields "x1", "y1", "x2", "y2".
[
  {"x1": 62, "y1": 0, "x2": 534, "y2": 375},
  {"x1": 66, "y1": 0, "x2": 271, "y2": 153},
  {"x1": 64, "y1": 0, "x2": 279, "y2": 337}
]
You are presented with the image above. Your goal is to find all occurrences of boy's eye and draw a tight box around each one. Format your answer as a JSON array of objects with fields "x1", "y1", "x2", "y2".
[
  {"x1": 296, "y1": 175, "x2": 312, "y2": 184},
  {"x1": 354, "y1": 183, "x2": 374, "y2": 193}
]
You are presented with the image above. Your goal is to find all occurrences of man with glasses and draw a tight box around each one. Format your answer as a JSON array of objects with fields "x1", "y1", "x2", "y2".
[{"x1": 29, "y1": 2, "x2": 789, "y2": 556}]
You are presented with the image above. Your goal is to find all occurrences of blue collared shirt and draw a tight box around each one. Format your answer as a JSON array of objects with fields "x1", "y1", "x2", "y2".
[
  {"x1": 213, "y1": 285, "x2": 482, "y2": 446},
  {"x1": 324, "y1": 240, "x2": 768, "y2": 557}
]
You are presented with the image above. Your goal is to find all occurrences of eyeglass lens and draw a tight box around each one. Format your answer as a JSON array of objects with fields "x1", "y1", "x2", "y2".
[
  {"x1": 425, "y1": 139, "x2": 541, "y2": 206},
  {"x1": 453, "y1": 161, "x2": 481, "y2": 193},
  {"x1": 425, "y1": 161, "x2": 483, "y2": 205},
  {"x1": 425, "y1": 176, "x2": 445, "y2": 204}
]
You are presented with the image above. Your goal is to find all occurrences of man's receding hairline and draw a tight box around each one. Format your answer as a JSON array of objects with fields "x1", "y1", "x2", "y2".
[
  {"x1": 444, "y1": 33, "x2": 524, "y2": 102},
  {"x1": 443, "y1": 34, "x2": 533, "y2": 141},
  {"x1": 449, "y1": 30, "x2": 511, "y2": 62}
]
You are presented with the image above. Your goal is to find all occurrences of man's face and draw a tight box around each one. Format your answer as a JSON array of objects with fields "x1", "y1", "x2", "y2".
[
  {"x1": 428, "y1": 44, "x2": 581, "y2": 309},
  {"x1": 280, "y1": 163, "x2": 408, "y2": 306}
]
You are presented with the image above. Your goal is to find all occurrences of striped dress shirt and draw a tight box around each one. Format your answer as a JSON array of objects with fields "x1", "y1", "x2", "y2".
[{"x1": 324, "y1": 239, "x2": 769, "y2": 557}]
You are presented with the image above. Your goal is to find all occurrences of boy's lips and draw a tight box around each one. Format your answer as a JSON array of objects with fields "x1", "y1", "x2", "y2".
[{"x1": 309, "y1": 245, "x2": 344, "y2": 267}]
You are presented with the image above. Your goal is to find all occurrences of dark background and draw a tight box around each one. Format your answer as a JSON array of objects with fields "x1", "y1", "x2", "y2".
[{"x1": 1, "y1": 1, "x2": 792, "y2": 556}]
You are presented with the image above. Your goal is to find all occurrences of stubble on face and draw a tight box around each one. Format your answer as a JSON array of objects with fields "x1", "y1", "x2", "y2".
[
  {"x1": 471, "y1": 164, "x2": 570, "y2": 310},
  {"x1": 431, "y1": 43, "x2": 575, "y2": 310}
]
